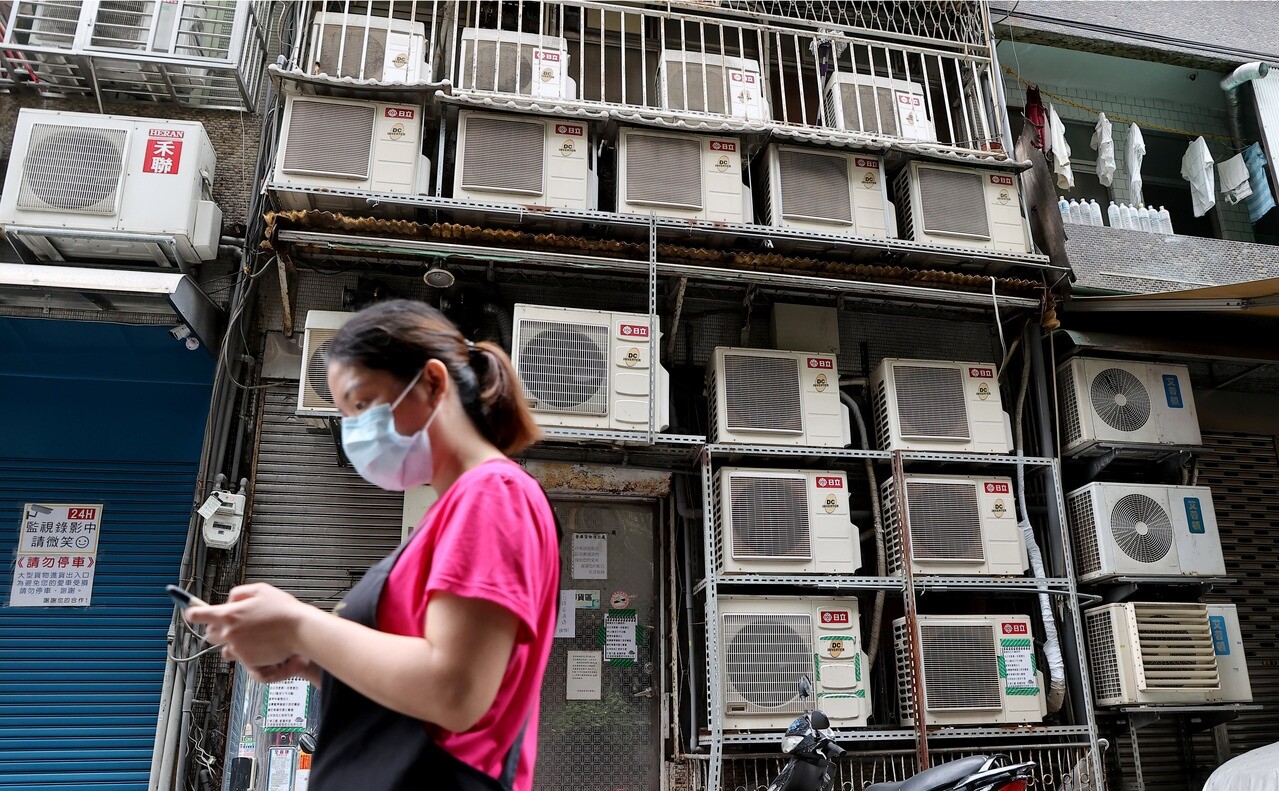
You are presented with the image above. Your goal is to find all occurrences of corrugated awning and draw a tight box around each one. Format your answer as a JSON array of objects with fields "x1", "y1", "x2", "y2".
[{"x1": 1069, "y1": 278, "x2": 1279, "y2": 318}]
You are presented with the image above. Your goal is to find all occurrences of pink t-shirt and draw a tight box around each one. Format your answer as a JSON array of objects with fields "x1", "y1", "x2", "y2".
[{"x1": 376, "y1": 458, "x2": 559, "y2": 790}]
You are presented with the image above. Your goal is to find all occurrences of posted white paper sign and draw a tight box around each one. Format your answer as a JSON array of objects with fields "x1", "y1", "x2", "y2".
[
  {"x1": 263, "y1": 677, "x2": 310, "y2": 731},
  {"x1": 1002, "y1": 639, "x2": 1038, "y2": 690},
  {"x1": 555, "y1": 590, "x2": 576, "y2": 638},
  {"x1": 571, "y1": 533, "x2": 608, "y2": 580},
  {"x1": 567, "y1": 651, "x2": 602, "y2": 700},
  {"x1": 266, "y1": 747, "x2": 295, "y2": 791},
  {"x1": 604, "y1": 611, "x2": 638, "y2": 661}
]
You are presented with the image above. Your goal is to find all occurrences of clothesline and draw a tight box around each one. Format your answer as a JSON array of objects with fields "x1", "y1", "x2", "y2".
[{"x1": 1001, "y1": 66, "x2": 1240, "y2": 146}]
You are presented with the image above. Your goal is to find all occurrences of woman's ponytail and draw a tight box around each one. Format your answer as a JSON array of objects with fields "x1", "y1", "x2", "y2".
[{"x1": 470, "y1": 340, "x2": 542, "y2": 455}]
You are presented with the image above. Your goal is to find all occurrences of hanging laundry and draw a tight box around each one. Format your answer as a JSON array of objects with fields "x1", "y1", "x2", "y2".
[
  {"x1": 1047, "y1": 104, "x2": 1074, "y2": 190},
  {"x1": 1217, "y1": 153, "x2": 1252, "y2": 204},
  {"x1": 1126, "y1": 123, "x2": 1146, "y2": 205},
  {"x1": 1180, "y1": 136, "x2": 1216, "y2": 217},
  {"x1": 1091, "y1": 112, "x2": 1115, "y2": 186},
  {"x1": 1243, "y1": 142, "x2": 1277, "y2": 223},
  {"x1": 1024, "y1": 86, "x2": 1048, "y2": 151}
]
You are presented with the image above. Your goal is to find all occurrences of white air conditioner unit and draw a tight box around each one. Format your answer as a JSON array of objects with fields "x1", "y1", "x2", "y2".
[
  {"x1": 882, "y1": 474, "x2": 1028, "y2": 576},
  {"x1": 616, "y1": 128, "x2": 747, "y2": 222},
  {"x1": 0, "y1": 109, "x2": 221, "y2": 266},
  {"x1": 1085, "y1": 602, "x2": 1252, "y2": 707},
  {"x1": 309, "y1": 13, "x2": 429, "y2": 83},
  {"x1": 896, "y1": 614, "x2": 1046, "y2": 725},
  {"x1": 453, "y1": 111, "x2": 594, "y2": 210},
  {"x1": 714, "y1": 469, "x2": 859, "y2": 576},
  {"x1": 656, "y1": 50, "x2": 770, "y2": 121},
  {"x1": 297, "y1": 311, "x2": 354, "y2": 423},
  {"x1": 764, "y1": 145, "x2": 891, "y2": 236},
  {"x1": 273, "y1": 93, "x2": 430, "y2": 212},
  {"x1": 720, "y1": 596, "x2": 870, "y2": 730},
  {"x1": 1066, "y1": 482, "x2": 1225, "y2": 583},
  {"x1": 1057, "y1": 358, "x2": 1202, "y2": 457},
  {"x1": 709, "y1": 348, "x2": 851, "y2": 448},
  {"x1": 871, "y1": 358, "x2": 1011, "y2": 454},
  {"x1": 823, "y1": 73, "x2": 937, "y2": 142},
  {"x1": 511, "y1": 304, "x2": 669, "y2": 431},
  {"x1": 893, "y1": 162, "x2": 1031, "y2": 253},
  {"x1": 457, "y1": 28, "x2": 576, "y2": 99}
]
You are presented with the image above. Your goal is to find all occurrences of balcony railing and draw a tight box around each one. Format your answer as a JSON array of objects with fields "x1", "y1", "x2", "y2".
[
  {"x1": 276, "y1": 0, "x2": 1007, "y2": 159},
  {"x1": 0, "y1": 0, "x2": 273, "y2": 110}
]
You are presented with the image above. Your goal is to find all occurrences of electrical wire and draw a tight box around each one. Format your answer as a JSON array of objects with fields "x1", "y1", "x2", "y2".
[
  {"x1": 991, "y1": 276, "x2": 1008, "y2": 363},
  {"x1": 168, "y1": 642, "x2": 223, "y2": 664}
]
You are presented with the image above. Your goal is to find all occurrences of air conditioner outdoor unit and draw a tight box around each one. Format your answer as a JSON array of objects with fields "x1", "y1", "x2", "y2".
[
  {"x1": 1085, "y1": 602, "x2": 1252, "y2": 707},
  {"x1": 896, "y1": 614, "x2": 1046, "y2": 725},
  {"x1": 714, "y1": 468, "x2": 859, "y2": 576},
  {"x1": 511, "y1": 304, "x2": 669, "y2": 431},
  {"x1": 871, "y1": 358, "x2": 1011, "y2": 454},
  {"x1": 823, "y1": 73, "x2": 937, "y2": 142},
  {"x1": 453, "y1": 111, "x2": 594, "y2": 210},
  {"x1": 272, "y1": 93, "x2": 430, "y2": 212},
  {"x1": 720, "y1": 596, "x2": 870, "y2": 730},
  {"x1": 0, "y1": 109, "x2": 221, "y2": 267},
  {"x1": 1066, "y1": 482, "x2": 1225, "y2": 583},
  {"x1": 709, "y1": 348, "x2": 851, "y2": 448},
  {"x1": 1057, "y1": 357, "x2": 1202, "y2": 457},
  {"x1": 457, "y1": 28, "x2": 576, "y2": 99},
  {"x1": 616, "y1": 128, "x2": 747, "y2": 222},
  {"x1": 656, "y1": 50, "x2": 770, "y2": 121},
  {"x1": 882, "y1": 474, "x2": 1028, "y2": 576},
  {"x1": 893, "y1": 162, "x2": 1031, "y2": 253},
  {"x1": 297, "y1": 311, "x2": 354, "y2": 423},
  {"x1": 764, "y1": 145, "x2": 890, "y2": 236},
  {"x1": 309, "y1": 13, "x2": 429, "y2": 83}
]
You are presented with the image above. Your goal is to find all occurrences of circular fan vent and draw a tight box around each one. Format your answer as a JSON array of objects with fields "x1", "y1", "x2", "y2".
[
  {"x1": 1111, "y1": 493, "x2": 1174, "y2": 564},
  {"x1": 726, "y1": 616, "x2": 808, "y2": 709},
  {"x1": 1090, "y1": 368, "x2": 1151, "y2": 432},
  {"x1": 518, "y1": 327, "x2": 607, "y2": 410},
  {"x1": 24, "y1": 128, "x2": 124, "y2": 211},
  {"x1": 307, "y1": 339, "x2": 335, "y2": 404}
]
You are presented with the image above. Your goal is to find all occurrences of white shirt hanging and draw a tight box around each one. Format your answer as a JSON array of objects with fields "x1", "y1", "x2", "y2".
[
  {"x1": 1047, "y1": 104, "x2": 1074, "y2": 190},
  {"x1": 1127, "y1": 123, "x2": 1146, "y2": 205},
  {"x1": 1217, "y1": 153, "x2": 1252, "y2": 204},
  {"x1": 1181, "y1": 136, "x2": 1216, "y2": 217},
  {"x1": 1091, "y1": 112, "x2": 1115, "y2": 187}
]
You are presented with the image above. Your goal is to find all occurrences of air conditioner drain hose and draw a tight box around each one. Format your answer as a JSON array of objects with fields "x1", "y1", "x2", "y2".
[{"x1": 840, "y1": 391, "x2": 886, "y2": 670}]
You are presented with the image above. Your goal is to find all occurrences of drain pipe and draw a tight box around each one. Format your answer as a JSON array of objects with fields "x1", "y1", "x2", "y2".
[
  {"x1": 675, "y1": 477, "x2": 703, "y2": 754},
  {"x1": 839, "y1": 390, "x2": 887, "y2": 669},
  {"x1": 1221, "y1": 62, "x2": 1271, "y2": 150}
]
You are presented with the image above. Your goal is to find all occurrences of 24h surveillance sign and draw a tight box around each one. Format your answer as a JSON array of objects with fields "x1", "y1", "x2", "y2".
[{"x1": 9, "y1": 504, "x2": 103, "y2": 607}]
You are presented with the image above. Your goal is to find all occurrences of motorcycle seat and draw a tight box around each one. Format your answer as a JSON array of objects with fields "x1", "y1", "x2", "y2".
[{"x1": 863, "y1": 756, "x2": 990, "y2": 791}]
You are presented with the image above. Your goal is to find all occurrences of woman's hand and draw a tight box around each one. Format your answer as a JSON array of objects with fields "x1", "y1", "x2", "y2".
[
  {"x1": 249, "y1": 655, "x2": 313, "y2": 685},
  {"x1": 185, "y1": 583, "x2": 313, "y2": 668}
]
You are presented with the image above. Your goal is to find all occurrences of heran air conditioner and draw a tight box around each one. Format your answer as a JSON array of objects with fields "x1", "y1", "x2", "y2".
[
  {"x1": 714, "y1": 469, "x2": 860, "y2": 576},
  {"x1": 881, "y1": 474, "x2": 1028, "y2": 576},
  {"x1": 893, "y1": 162, "x2": 1031, "y2": 253},
  {"x1": 823, "y1": 73, "x2": 937, "y2": 142},
  {"x1": 616, "y1": 128, "x2": 748, "y2": 223},
  {"x1": 709, "y1": 348, "x2": 851, "y2": 449},
  {"x1": 297, "y1": 311, "x2": 354, "y2": 424},
  {"x1": 896, "y1": 614, "x2": 1046, "y2": 725},
  {"x1": 453, "y1": 111, "x2": 594, "y2": 210},
  {"x1": 1085, "y1": 602, "x2": 1251, "y2": 707},
  {"x1": 272, "y1": 94, "x2": 430, "y2": 212},
  {"x1": 512, "y1": 304, "x2": 669, "y2": 431},
  {"x1": 0, "y1": 109, "x2": 220, "y2": 266},
  {"x1": 872, "y1": 358, "x2": 1011, "y2": 454},
  {"x1": 456, "y1": 28, "x2": 576, "y2": 99},
  {"x1": 309, "y1": 13, "x2": 429, "y2": 83},
  {"x1": 1058, "y1": 357, "x2": 1202, "y2": 456},
  {"x1": 764, "y1": 146, "x2": 891, "y2": 236},
  {"x1": 1066, "y1": 482, "x2": 1226, "y2": 583},
  {"x1": 720, "y1": 596, "x2": 870, "y2": 730},
  {"x1": 656, "y1": 50, "x2": 770, "y2": 121}
]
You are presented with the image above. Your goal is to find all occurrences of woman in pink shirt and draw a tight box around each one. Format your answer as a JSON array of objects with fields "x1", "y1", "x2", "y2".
[{"x1": 188, "y1": 300, "x2": 561, "y2": 791}]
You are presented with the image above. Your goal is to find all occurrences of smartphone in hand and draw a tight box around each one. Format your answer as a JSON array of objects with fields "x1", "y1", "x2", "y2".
[{"x1": 166, "y1": 584, "x2": 209, "y2": 609}]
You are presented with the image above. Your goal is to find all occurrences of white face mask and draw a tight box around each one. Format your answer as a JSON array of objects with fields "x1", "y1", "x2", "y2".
[{"x1": 339, "y1": 370, "x2": 440, "y2": 491}]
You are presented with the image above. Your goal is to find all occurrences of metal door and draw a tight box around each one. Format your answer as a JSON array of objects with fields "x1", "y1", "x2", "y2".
[{"x1": 535, "y1": 500, "x2": 661, "y2": 791}]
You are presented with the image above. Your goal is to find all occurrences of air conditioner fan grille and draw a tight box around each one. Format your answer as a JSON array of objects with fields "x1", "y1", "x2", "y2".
[
  {"x1": 1090, "y1": 367, "x2": 1151, "y2": 432},
  {"x1": 906, "y1": 480, "x2": 985, "y2": 562},
  {"x1": 891, "y1": 365, "x2": 970, "y2": 441},
  {"x1": 921, "y1": 624, "x2": 1002, "y2": 710},
  {"x1": 727, "y1": 475, "x2": 811, "y2": 559},
  {"x1": 18, "y1": 124, "x2": 128, "y2": 213},
  {"x1": 516, "y1": 320, "x2": 609, "y2": 415},
  {"x1": 1110, "y1": 493, "x2": 1174, "y2": 564},
  {"x1": 723, "y1": 613, "x2": 813, "y2": 713},
  {"x1": 722, "y1": 354, "x2": 803, "y2": 434},
  {"x1": 282, "y1": 100, "x2": 376, "y2": 179},
  {"x1": 625, "y1": 133, "x2": 702, "y2": 210},
  {"x1": 777, "y1": 148, "x2": 852, "y2": 224}
]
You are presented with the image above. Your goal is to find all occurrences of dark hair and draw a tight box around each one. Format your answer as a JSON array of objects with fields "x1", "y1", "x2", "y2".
[{"x1": 327, "y1": 300, "x2": 541, "y2": 455}]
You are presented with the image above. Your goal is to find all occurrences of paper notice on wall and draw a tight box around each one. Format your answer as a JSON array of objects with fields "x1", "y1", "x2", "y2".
[
  {"x1": 604, "y1": 610, "x2": 638, "y2": 662},
  {"x1": 9, "y1": 503, "x2": 103, "y2": 607},
  {"x1": 295, "y1": 751, "x2": 311, "y2": 791},
  {"x1": 1001, "y1": 638, "x2": 1038, "y2": 691},
  {"x1": 555, "y1": 590, "x2": 576, "y2": 638},
  {"x1": 571, "y1": 533, "x2": 608, "y2": 580},
  {"x1": 567, "y1": 651, "x2": 602, "y2": 700},
  {"x1": 263, "y1": 677, "x2": 310, "y2": 731},
  {"x1": 265, "y1": 747, "x2": 295, "y2": 791},
  {"x1": 574, "y1": 590, "x2": 600, "y2": 610}
]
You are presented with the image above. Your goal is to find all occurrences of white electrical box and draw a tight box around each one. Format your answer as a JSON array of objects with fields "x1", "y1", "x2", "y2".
[
  {"x1": 770, "y1": 304, "x2": 840, "y2": 355},
  {"x1": 201, "y1": 491, "x2": 246, "y2": 550}
]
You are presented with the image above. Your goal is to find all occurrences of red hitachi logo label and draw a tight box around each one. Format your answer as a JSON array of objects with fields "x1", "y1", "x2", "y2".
[
  {"x1": 807, "y1": 357, "x2": 834, "y2": 370},
  {"x1": 148, "y1": 128, "x2": 185, "y2": 138},
  {"x1": 618, "y1": 323, "x2": 649, "y2": 338},
  {"x1": 820, "y1": 610, "x2": 850, "y2": 625},
  {"x1": 815, "y1": 476, "x2": 843, "y2": 489},
  {"x1": 855, "y1": 157, "x2": 880, "y2": 169},
  {"x1": 968, "y1": 366, "x2": 995, "y2": 379},
  {"x1": 984, "y1": 482, "x2": 1011, "y2": 494},
  {"x1": 730, "y1": 71, "x2": 757, "y2": 84},
  {"x1": 556, "y1": 123, "x2": 584, "y2": 136},
  {"x1": 534, "y1": 50, "x2": 561, "y2": 62},
  {"x1": 1001, "y1": 622, "x2": 1029, "y2": 635},
  {"x1": 709, "y1": 140, "x2": 737, "y2": 153},
  {"x1": 385, "y1": 107, "x2": 415, "y2": 119},
  {"x1": 989, "y1": 174, "x2": 1014, "y2": 187}
]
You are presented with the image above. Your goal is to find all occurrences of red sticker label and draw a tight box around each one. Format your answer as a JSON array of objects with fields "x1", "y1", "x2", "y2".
[
  {"x1": 807, "y1": 357, "x2": 835, "y2": 370},
  {"x1": 143, "y1": 138, "x2": 183, "y2": 174},
  {"x1": 618, "y1": 323, "x2": 650, "y2": 338},
  {"x1": 67, "y1": 508, "x2": 97, "y2": 521},
  {"x1": 534, "y1": 49, "x2": 561, "y2": 62},
  {"x1": 148, "y1": 128, "x2": 185, "y2": 139},
  {"x1": 897, "y1": 93, "x2": 923, "y2": 107},
  {"x1": 1002, "y1": 622, "x2": 1029, "y2": 635},
  {"x1": 815, "y1": 476, "x2": 844, "y2": 489},
  {"x1": 968, "y1": 367, "x2": 995, "y2": 379},
  {"x1": 820, "y1": 610, "x2": 851, "y2": 625},
  {"x1": 854, "y1": 157, "x2": 880, "y2": 169},
  {"x1": 709, "y1": 140, "x2": 737, "y2": 153},
  {"x1": 989, "y1": 174, "x2": 1014, "y2": 187},
  {"x1": 385, "y1": 107, "x2": 415, "y2": 120},
  {"x1": 556, "y1": 123, "x2": 584, "y2": 137},
  {"x1": 984, "y1": 482, "x2": 1011, "y2": 494},
  {"x1": 730, "y1": 71, "x2": 757, "y2": 84}
]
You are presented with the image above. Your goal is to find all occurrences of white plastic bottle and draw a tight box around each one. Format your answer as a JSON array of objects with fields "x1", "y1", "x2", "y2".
[
  {"x1": 1068, "y1": 199, "x2": 1083, "y2": 224},
  {"x1": 1107, "y1": 201, "x2": 1122, "y2": 228},
  {"x1": 1089, "y1": 199, "x2": 1104, "y2": 226},
  {"x1": 1138, "y1": 206, "x2": 1153, "y2": 232},
  {"x1": 1125, "y1": 203, "x2": 1140, "y2": 230},
  {"x1": 1059, "y1": 197, "x2": 1071, "y2": 224},
  {"x1": 1159, "y1": 206, "x2": 1173, "y2": 234}
]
